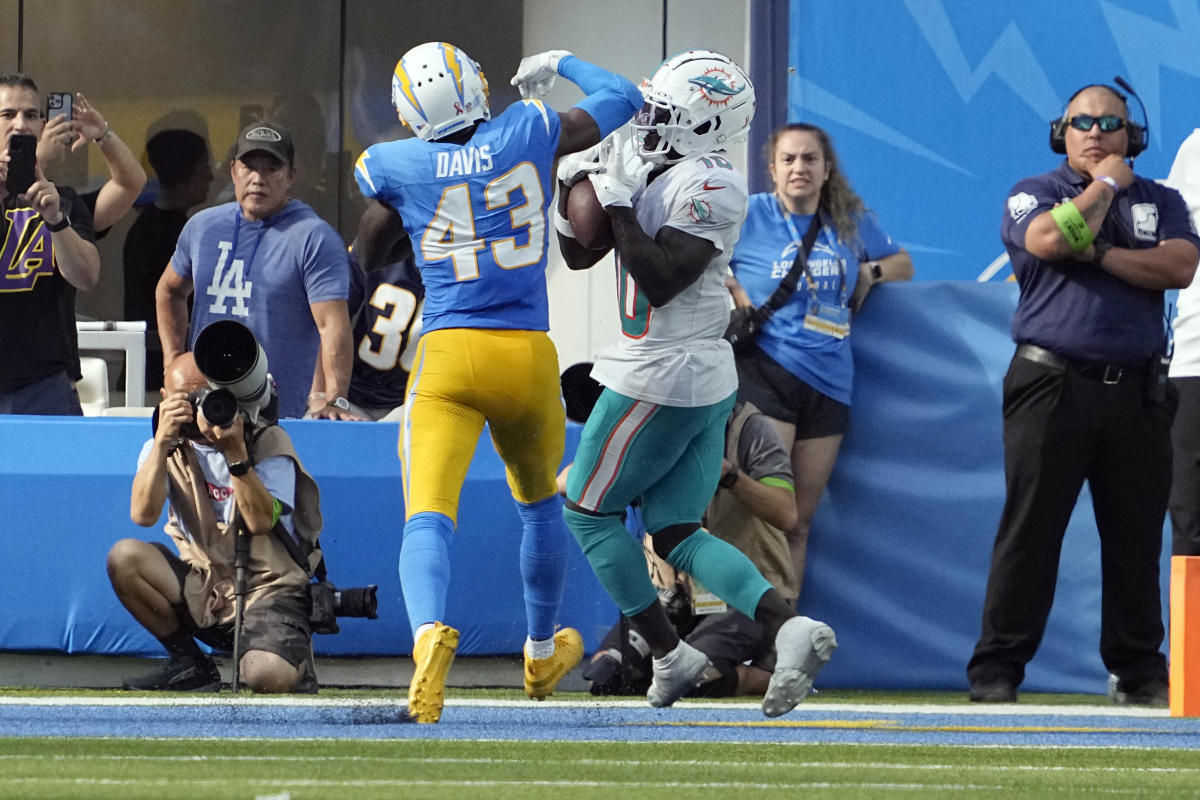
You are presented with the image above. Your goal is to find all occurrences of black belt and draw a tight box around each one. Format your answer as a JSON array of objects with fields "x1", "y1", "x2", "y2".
[{"x1": 1015, "y1": 344, "x2": 1146, "y2": 385}]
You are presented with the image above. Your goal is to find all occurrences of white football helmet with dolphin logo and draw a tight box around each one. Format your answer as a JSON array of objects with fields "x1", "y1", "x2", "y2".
[
  {"x1": 632, "y1": 49, "x2": 755, "y2": 164},
  {"x1": 391, "y1": 41, "x2": 491, "y2": 142}
]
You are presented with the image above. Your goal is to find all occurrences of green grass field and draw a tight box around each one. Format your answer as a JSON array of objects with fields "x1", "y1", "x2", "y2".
[{"x1": 3, "y1": 688, "x2": 1197, "y2": 799}]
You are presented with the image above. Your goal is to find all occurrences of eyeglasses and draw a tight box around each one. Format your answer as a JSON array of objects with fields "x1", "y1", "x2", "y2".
[{"x1": 1068, "y1": 114, "x2": 1126, "y2": 133}]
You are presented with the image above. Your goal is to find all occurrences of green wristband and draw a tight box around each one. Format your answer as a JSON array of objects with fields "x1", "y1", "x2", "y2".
[{"x1": 1049, "y1": 202, "x2": 1094, "y2": 252}]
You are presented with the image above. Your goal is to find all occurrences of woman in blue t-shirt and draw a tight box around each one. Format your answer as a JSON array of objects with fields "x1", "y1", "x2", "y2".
[{"x1": 727, "y1": 123, "x2": 912, "y2": 595}]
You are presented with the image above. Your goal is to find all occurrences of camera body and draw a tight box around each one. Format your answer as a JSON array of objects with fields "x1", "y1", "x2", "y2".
[{"x1": 309, "y1": 580, "x2": 378, "y2": 635}]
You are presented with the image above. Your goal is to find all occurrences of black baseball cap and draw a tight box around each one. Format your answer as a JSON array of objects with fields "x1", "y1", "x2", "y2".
[{"x1": 234, "y1": 121, "x2": 294, "y2": 165}]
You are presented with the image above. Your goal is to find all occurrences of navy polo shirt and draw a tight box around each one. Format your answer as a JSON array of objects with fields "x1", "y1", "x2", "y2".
[{"x1": 1001, "y1": 160, "x2": 1200, "y2": 365}]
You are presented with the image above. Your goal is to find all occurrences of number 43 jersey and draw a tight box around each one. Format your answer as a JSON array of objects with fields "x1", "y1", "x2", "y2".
[{"x1": 354, "y1": 100, "x2": 561, "y2": 334}]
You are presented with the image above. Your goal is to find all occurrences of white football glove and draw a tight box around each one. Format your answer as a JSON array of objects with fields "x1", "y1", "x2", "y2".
[
  {"x1": 510, "y1": 49, "x2": 572, "y2": 99},
  {"x1": 556, "y1": 143, "x2": 602, "y2": 188},
  {"x1": 588, "y1": 131, "x2": 650, "y2": 209}
]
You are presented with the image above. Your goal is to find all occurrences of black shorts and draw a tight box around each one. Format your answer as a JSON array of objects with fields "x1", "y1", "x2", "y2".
[
  {"x1": 150, "y1": 542, "x2": 312, "y2": 670},
  {"x1": 687, "y1": 609, "x2": 771, "y2": 673},
  {"x1": 736, "y1": 344, "x2": 849, "y2": 439}
]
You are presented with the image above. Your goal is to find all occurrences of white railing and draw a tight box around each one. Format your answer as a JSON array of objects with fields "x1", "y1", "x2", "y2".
[{"x1": 76, "y1": 320, "x2": 148, "y2": 408}]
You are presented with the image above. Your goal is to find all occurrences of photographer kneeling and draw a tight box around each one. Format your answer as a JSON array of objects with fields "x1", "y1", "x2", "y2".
[{"x1": 107, "y1": 351, "x2": 322, "y2": 693}]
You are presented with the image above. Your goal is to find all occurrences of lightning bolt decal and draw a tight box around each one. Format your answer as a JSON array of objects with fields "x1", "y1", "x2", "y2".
[{"x1": 1101, "y1": 0, "x2": 1200, "y2": 144}]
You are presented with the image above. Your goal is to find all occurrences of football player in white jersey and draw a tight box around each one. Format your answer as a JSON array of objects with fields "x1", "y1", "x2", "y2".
[{"x1": 556, "y1": 50, "x2": 837, "y2": 717}]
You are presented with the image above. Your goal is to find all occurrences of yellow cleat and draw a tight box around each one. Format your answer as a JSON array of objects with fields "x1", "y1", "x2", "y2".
[
  {"x1": 524, "y1": 627, "x2": 584, "y2": 700},
  {"x1": 407, "y1": 622, "x2": 460, "y2": 723}
]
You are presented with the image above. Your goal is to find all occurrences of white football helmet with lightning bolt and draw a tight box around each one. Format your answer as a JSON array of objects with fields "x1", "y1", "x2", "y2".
[
  {"x1": 632, "y1": 49, "x2": 755, "y2": 164},
  {"x1": 391, "y1": 41, "x2": 491, "y2": 142}
]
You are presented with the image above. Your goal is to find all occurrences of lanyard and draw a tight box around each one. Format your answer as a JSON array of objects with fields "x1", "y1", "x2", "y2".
[
  {"x1": 780, "y1": 206, "x2": 846, "y2": 307},
  {"x1": 229, "y1": 206, "x2": 267, "y2": 280}
]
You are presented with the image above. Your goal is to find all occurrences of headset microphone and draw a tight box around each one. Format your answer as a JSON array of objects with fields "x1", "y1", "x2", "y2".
[{"x1": 1112, "y1": 75, "x2": 1149, "y2": 159}]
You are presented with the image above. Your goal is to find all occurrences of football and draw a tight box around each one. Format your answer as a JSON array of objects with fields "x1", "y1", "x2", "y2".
[{"x1": 566, "y1": 179, "x2": 614, "y2": 250}]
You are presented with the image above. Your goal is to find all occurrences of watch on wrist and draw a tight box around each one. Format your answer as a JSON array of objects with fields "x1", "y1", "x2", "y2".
[
  {"x1": 46, "y1": 214, "x2": 70, "y2": 233},
  {"x1": 718, "y1": 469, "x2": 740, "y2": 489},
  {"x1": 869, "y1": 261, "x2": 883, "y2": 282},
  {"x1": 327, "y1": 396, "x2": 350, "y2": 411},
  {"x1": 1092, "y1": 240, "x2": 1112, "y2": 267},
  {"x1": 228, "y1": 459, "x2": 252, "y2": 477}
]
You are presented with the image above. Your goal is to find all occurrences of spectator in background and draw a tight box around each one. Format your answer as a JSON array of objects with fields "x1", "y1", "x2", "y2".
[
  {"x1": 726, "y1": 123, "x2": 912, "y2": 595},
  {"x1": 36, "y1": 91, "x2": 147, "y2": 395},
  {"x1": 967, "y1": 83, "x2": 1199, "y2": 706},
  {"x1": 36, "y1": 91, "x2": 147, "y2": 236},
  {"x1": 156, "y1": 121, "x2": 358, "y2": 420},
  {"x1": 123, "y1": 129, "x2": 213, "y2": 391},
  {"x1": 1165, "y1": 129, "x2": 1200, "y2": 557},
  {"x1": 326, "y1": 234, "x2": 422, "y2": 422},
  {"x1": 109, "y1": 352, "x2": 320, "y2": 693},
  {"x1": 0, "y1": 73, "x2": 100, "y2": 415}
]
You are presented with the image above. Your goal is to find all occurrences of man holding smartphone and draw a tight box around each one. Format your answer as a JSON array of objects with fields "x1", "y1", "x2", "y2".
[{"x1": 0, "y1": 73, "x2": 101, "y2": 415}]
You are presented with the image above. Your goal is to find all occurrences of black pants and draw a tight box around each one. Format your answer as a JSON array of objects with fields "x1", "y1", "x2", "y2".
[
  {"x1": 1169, "y1": 376, "x2": 1200, "y2": 555},
  {"x1": 967, "y1": 354, "x2": 1173, "y2": 688}
]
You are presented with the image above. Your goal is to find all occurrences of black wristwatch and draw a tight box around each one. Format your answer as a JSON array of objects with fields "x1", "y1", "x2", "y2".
[
  {"x1": 227, "y1": 459, "x2": 252, "y2": 477},
  {"x1": 869, "y1": 261, "x2": 883, "y2": 282},
  {"x1": 718, "y1": 469, "x2": 740, "y2": 489},
  {"x1": 1092, "y1": 240, "x2": 1112, "y2": 267},
  {"x1": 46, "y1": 214, "x2": 70, "y2": 233}
]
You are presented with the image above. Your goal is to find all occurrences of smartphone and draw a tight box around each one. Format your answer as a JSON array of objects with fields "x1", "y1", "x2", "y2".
[
  {"x1": 46, "y1": 92, "x2": 73, "y2": 122},
  {"x1": 6, "y1": 133, "x2": 38, "y2": 197}
]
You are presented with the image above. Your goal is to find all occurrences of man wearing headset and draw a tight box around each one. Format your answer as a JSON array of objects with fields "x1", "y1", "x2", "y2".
[{"x1": 967, "y1": 83, "x2": 1200, "y2": 706}]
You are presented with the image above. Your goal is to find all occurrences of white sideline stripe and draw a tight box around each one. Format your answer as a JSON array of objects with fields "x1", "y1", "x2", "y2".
[
  {"x1": 0, "y1": 782, "x2": 1012, "y2": 796},
  {"x1": 2, "y1": 753, "x2": 1198, "y2": 774},
  {"x1": 0, "y1": 696, "x2": 1172, "y2": 717}
]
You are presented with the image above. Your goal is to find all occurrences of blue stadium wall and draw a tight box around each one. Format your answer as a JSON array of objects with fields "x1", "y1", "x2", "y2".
[
  {"x1": 780, "y1": 1, "x2": 1200, "y2": 281},
  {"x1": 0, "y1": 283, "x2": 1172, "y2": 694}
]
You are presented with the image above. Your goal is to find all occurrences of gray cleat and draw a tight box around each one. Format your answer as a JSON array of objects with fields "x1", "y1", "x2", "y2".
[
  {"x1": 763, "y1": 616, "x2": 837, "y2": 717},
  {"x1": 647, "y1": 640, "x2": 711, "y2": 708}
]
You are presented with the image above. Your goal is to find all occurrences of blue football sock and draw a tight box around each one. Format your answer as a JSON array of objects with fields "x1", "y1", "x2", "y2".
[
  {"x1": 516, "y1": 494, "x2": 569, "y2": 642},
  {"x1": 664, "y1": 528, "x2": 772, "y2": 618},
  {"x1": 564, "y1": 506, "x2": 658, "y2": 618},
  {"x1": 398, "y1": 511, "x2": 455, "y2": 635}
]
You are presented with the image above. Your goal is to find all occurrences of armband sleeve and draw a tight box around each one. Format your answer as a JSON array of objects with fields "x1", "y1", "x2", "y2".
[
  {"x1": 560, "y1": 55, "x2": 643, "y2": 138},
  {"x1": 1049, "y1": 201, "x2": 1095, "y2": 252}
]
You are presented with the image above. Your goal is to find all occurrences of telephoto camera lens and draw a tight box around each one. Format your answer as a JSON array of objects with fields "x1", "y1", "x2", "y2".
[
  {"x1": 333, "y1": 585, "x2": 379, "y2": 619},
  {"x1": 199, "y1": 388, "x2": 239, "y2": 428}
]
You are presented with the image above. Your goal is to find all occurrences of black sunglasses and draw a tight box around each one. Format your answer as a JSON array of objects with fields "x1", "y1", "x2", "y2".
[{"x1": 1068, "y1": 114, "x2": 1126, "y2": 133}]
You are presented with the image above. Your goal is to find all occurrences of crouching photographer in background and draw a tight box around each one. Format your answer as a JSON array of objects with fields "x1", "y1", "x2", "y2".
[{"x1": 108, "y1": 320, "x2": 327, "y2": 693}]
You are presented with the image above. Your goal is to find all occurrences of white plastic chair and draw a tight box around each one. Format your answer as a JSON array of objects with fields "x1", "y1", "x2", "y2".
[{"x1": 76, "y1": 357, "x2": 110, "y2": 416}]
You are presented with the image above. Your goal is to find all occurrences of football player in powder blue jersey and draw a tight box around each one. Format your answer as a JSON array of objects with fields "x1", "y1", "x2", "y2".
[{"x1": 352, "y1": 41, "x2": 641, "y2": 723}]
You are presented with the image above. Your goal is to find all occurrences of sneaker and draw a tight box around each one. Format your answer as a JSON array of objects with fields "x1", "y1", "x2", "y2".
[
  {"x1": 122, "y1": 655, "x2": 221, "y2": 692},
  {"x1": 524, "y1": 627, "x2": 584, "y2": 700},
  {"x1": 968, "y1": 677, "x2": 1018, "y2": 703},
  {"x1": 647, "y1": 640, "x2": 711, "y2": 708},
  {"x1": 763, "y1": 616, "x2": 837, "y2": 718},
  {"x1": 407, "y1": 622, "x2": 460, "y2": 723},
  {"x1": 1108, "y1": 674, "x2": 1168, "y2": 707}
]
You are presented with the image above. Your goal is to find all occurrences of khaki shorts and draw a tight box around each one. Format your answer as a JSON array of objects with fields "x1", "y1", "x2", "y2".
[{"x1": 151, "y1": 542, "x2": 312, "y2": 670}]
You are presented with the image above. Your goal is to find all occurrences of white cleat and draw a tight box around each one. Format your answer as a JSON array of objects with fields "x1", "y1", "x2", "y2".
[
  {"x1": 763, "y1": 616, "x2": 837, "y2": 718},
  {"x1": 647, "y1": 640, "x2": 710, "y2": 708}
]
